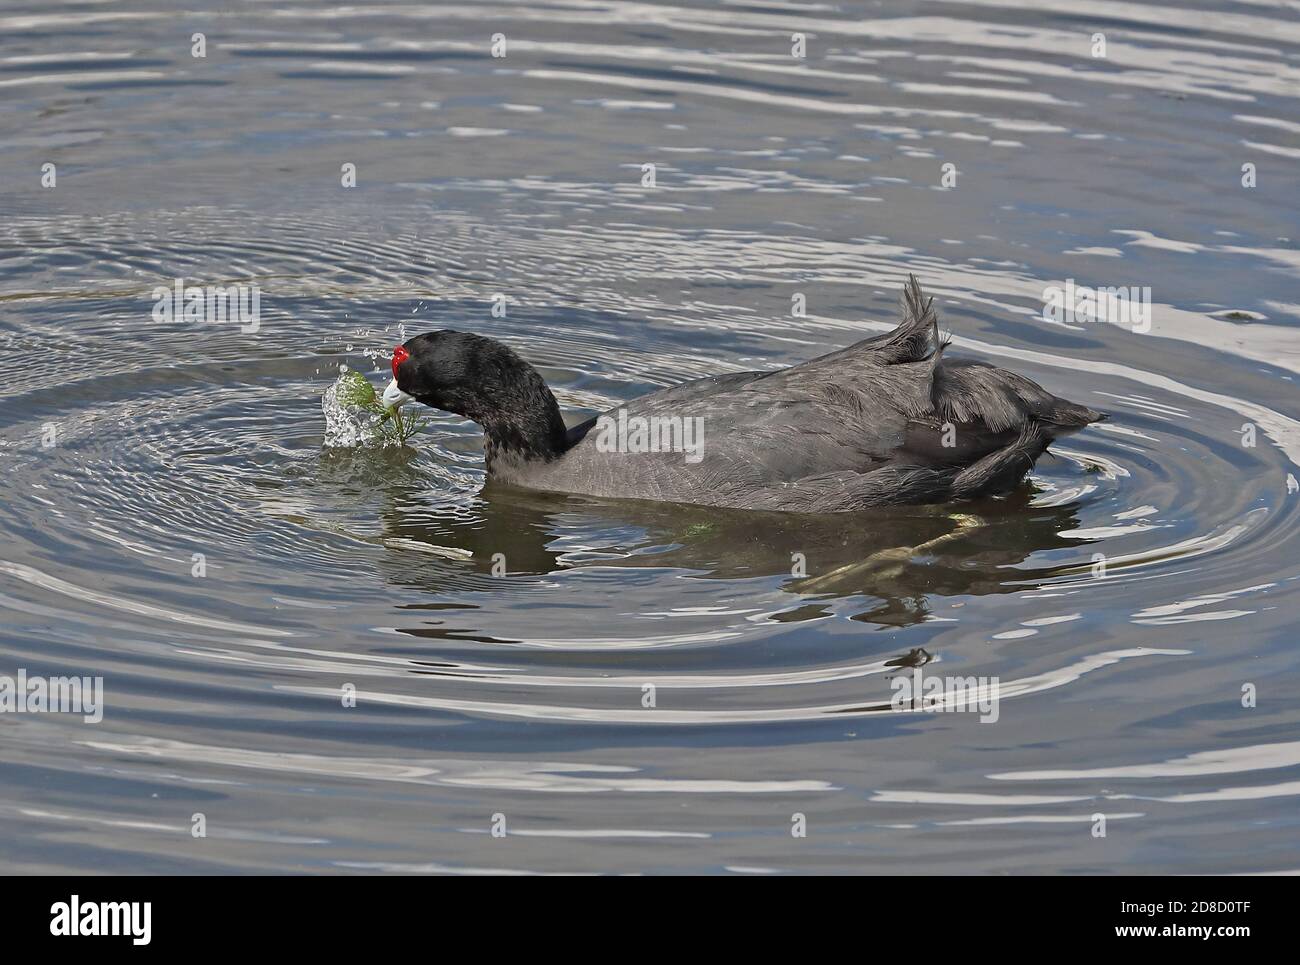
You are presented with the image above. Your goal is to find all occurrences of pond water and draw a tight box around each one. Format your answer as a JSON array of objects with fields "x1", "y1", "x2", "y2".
[{"x1": 1, "y1": 0, "x2": 1298, "y2": 873}]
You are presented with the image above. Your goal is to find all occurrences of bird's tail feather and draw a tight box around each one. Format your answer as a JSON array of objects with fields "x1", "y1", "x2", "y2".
[{"x1": 880, "y1": 274, "x2": 946, "y2": 366}]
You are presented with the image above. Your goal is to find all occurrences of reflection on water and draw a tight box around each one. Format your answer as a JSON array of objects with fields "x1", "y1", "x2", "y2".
[
  {"x1": 374, "y1": 483, "x2": 1097, "y2": 628},
  {"x1": 0, "y1": 0, "x2": 1298, "y2": 874}
]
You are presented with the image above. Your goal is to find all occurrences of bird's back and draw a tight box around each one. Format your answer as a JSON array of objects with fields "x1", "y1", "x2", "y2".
[{"x1": 505, "y1": 277, "x2": 1102, "y2": 512}]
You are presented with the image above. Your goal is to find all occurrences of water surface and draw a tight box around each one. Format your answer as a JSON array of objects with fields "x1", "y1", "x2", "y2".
[{"x1": 2, "y1": 0, "x2": 1299, "y2": 874}]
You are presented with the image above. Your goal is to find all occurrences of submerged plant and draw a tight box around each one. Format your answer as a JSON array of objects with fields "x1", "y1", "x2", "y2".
[{"x1": 335, "y1": 370, "x2": 426, "y2": 446}]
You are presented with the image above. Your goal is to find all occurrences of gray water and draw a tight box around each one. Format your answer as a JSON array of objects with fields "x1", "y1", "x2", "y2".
[{"x1": 1, "y1": 0, "x2": 1298, "y2": 875}]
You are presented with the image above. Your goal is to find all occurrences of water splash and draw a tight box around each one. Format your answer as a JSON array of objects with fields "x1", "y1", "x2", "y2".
[{"x1": 321, "y1": 372, "x2": 394, "y2": 448}]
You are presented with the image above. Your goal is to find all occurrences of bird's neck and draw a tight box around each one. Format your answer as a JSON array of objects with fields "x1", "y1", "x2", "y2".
[{"x1": 471, "y1": 368, "x2": 570, "y2": 474}]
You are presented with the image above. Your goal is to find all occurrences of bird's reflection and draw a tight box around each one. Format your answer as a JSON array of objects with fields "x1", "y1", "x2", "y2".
[{"x1": 360, "y1": 463, "x2": 1092, "y2": 628}]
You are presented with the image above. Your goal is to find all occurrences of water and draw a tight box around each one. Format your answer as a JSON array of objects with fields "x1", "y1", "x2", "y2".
[{"x1": 1, "y1": 0, "x2": 1298, "y2": 875}]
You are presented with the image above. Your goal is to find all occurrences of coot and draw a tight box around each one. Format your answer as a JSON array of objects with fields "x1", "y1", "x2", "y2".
[{"x1": 382, "y1": 276, "x2": 1103, "y2": 512}]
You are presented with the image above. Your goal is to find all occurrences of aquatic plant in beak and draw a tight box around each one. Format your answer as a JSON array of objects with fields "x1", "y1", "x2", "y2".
[{"x1": 332, "y1": 369, "x2": 426, "y2": 446}]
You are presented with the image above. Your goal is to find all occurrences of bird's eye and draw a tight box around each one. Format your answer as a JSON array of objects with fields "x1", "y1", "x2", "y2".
[{"x1": 391, "y1": 345, "x2": 410, "y2": 379}]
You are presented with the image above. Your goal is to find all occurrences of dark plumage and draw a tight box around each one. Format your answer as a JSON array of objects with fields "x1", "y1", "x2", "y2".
[{"x1": 388, "y1": 276, "x2": 1103, "y2": 512}]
